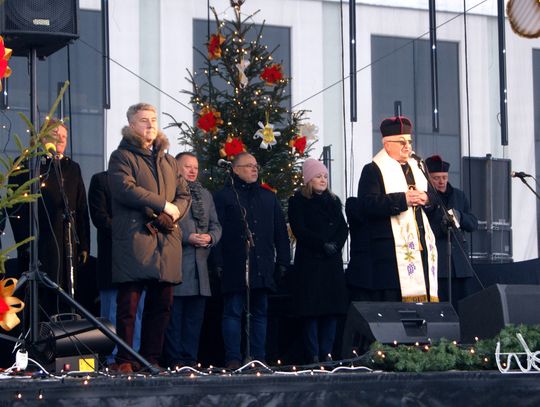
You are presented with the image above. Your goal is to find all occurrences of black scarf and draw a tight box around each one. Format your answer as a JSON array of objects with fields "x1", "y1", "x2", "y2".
[{"x1": 187, "y1": 181, "x2": 208, "y2": 232}]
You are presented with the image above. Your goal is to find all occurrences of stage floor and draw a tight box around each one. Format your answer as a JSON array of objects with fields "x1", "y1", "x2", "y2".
[{"x1": 1, "y1": 367, "x2": 539, "y2": 406}]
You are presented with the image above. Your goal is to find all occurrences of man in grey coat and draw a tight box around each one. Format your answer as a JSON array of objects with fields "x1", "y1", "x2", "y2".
[
  {"x1": 108, "y1": 103, "x2": 191, "y2": 372},
  {"x1": 163, "y1": 152, "x2": 222, "y2": 368}
]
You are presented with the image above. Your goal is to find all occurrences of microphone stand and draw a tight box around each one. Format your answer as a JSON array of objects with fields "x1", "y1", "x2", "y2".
[
  {"x1": 51, "y1": 155, "x2": 79, "y2": 306},
  {"x1": 220, "y1": 165, "x2": 255, "y2": 363},
  {"x1": 411, "y1": 157, "x2": 484, "y2": 307},
  {"x1": 514, "y1": 175, "x2": 540, "y2": 201},
  {"x1": 224, "y1": 167, "x2": 255, "y2": 363}
]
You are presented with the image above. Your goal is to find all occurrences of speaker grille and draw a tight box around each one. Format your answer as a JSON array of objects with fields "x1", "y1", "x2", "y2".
[
  {"x1": 4, "y1": 0, "x2": 76, "y2": 34},
  {"x1": 0, "y1": 0, "x2": 79, "y2": 57}
]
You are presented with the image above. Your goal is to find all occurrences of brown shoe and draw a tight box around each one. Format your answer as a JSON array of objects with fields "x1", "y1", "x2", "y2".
[
  {"x1": 118, "y1": 362, "x2": 133, "y2": 373},
  {"x1": 225, "y1": 360, "x2": 241, "y2": 370}
]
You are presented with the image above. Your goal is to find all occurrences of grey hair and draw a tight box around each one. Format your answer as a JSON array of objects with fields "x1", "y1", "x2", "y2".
[{"x1": 126, "y1": 103, "x2": 157, "y2": 123}]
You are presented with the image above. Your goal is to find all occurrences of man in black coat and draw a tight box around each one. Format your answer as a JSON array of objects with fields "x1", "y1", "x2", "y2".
[
  {"x1": 213, "y1": 152, "x2": 290, "y2": 369},
  {"x1": 425, "y1": 155, "x2": 478, "y2": 308},
  {"x1": 355, "y1": 116, "x2": 438, "y2": 302},
  {"x1": 8, "y1": 120, "x2": 90, "y2": 316}
]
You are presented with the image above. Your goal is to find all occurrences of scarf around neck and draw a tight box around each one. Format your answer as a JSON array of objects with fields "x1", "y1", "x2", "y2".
[{"x1": 187, "y1": 181, "x2": 208, "y2": 232}]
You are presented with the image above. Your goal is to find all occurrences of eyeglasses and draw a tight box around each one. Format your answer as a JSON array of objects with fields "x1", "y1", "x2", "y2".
[
  {"x1": 386, "y1": 140, "x2": 412, "y2": 147},
  {"x1": 235, "y1": 163, "x2": 261, "y2": 170}
]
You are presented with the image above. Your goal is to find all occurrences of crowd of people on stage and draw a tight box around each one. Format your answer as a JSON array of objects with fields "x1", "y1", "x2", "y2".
[{"x1": 7, "y1": 105, "x2": 479, "y2": 372}]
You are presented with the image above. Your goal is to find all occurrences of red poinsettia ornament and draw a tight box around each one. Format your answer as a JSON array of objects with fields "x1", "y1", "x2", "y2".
[
  {"x1": 0, "y1": 297, "x2": 8, "y2": 316},
  {"x1": 207, "y1": 33, "x2": 226, "y2": 60},
  {"x1": 219, "y1": 134, "x2": 246, "y2": 160},
  {"x1": 260, "y1": 64, "x2": 283, "y2": 85},
  {"x1": 289, "y1": 135, "x2": 307, "y2": 155},
  {"x1": 196, "y1": 106, "x2": 224, "y2": 133},
  {"x1": 0, "y1": 36, "x2": 12, "y2": 91},
  {"x1": 261, "y1": 182, "x2": 277, "y2": 193}
]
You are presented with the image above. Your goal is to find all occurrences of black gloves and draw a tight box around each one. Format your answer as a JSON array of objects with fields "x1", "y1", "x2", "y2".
[
  {"x1": 154, "y1": 212, "x2": 175, "y2": 233},
  {"x1": 274, "y1": 264, "x2": 288, "y2": 286},
  {"x1": 146, "y1": 212, "x2": 175, "y2": 235},
  {"x1": 323, "y1": 242, "x2": 339, "y2": 256}
]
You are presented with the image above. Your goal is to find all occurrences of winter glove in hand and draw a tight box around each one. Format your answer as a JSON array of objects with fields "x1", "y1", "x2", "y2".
[{"x1": 323, "y1": 242, "x2": 338, "y2": 256}]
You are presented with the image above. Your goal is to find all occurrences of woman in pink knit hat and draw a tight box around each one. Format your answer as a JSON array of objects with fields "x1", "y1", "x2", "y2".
[{"x1": 287, "y1": 158, "x2": 348, "y2": 364}]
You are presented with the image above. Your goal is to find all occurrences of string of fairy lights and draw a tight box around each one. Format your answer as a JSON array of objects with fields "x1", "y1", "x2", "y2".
[{"x1": 2, "y1": 329, "x2": 537, "y2": 402}]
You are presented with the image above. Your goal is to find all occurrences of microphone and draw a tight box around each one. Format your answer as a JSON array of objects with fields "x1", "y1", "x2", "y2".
[
  {"x1": 44, "y1": 142, "x2": 58, "y2": 158},
  {"x1": 511, "y1": 171, "x2": 532, "y2": 179},
  {"x1": 410, "y1": 151, "x2": 422, "y2": 162},
  {"x1": 217, "y1": 159, "x2": 232, "y2": 168}
]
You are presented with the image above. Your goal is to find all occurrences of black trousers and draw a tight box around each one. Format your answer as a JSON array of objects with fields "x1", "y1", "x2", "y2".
[{"x1": 116, "y1": 280, "x2": 173, "y2": 366}]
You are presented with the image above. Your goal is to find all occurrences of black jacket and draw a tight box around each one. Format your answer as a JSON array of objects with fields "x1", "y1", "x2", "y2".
[
  {"x1": 427, "y1": 183, "x2": 478, "y2": 278},
  {"x1": 8, "y1": 156, "x2": 90, "y2": 288},
  {"x1": 355, "y1": 162, "x2": 408, "y2": 290},
  {"x1": 355, "y1": 162, "x2": 436, "y2": 290},
  {"x1": 212, "y1": 174, "x2": 290, "y2": 294},
  {"x1": 88, "y1": 171, "x2": 113, "y2": 290},
  {"x1": 344, "y1": 196, "x2": 374, "y2": 289},
  {"x1": 288, "y1": 190, "x2": 348, "y2": 316}
]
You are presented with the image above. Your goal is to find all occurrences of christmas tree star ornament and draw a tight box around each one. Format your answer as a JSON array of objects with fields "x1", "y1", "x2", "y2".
[
  {"x1": 254, "y1": 117, "x2": 280, "y2": 149},
  {"x1": 0, "y1": 278, "x2": 25, "y2": 331},
  {"x1": 207, "y1": 33, "x2": 226, "y2": 60},
  {"x1": 236, "y1": 58, "x2": 250, "y2": 88}
]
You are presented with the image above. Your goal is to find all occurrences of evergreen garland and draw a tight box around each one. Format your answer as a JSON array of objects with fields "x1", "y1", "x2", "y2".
[{"x1": 366, "y1": 324, "x2": 540, "y2": 372}]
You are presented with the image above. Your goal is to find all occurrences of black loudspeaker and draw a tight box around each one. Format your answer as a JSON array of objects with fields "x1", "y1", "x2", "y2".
[
  {"x1": 34, "y1": 316, "x2": 115, "y2": 365},
  {"x1": 341, "y1": 302, "x2": 460, "y2": 357},
  {"x1": 0, "y1": 0, "x2": 79, "y2": 57},
  {"x1": 462, "y1": 156, "x2": 512, "y2": 262},
  {"x1": 459, "y1": 284, "x2": 540, "y2": 343}
]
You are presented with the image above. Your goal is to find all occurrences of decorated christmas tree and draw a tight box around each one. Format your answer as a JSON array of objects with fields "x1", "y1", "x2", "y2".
[{"x1": 169, "y1": 0, "x2": 318, "y2": 203}]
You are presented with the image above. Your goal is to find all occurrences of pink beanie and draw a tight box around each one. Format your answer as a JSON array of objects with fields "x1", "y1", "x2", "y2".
[{"x1": 302, "y1": 158, "x2": 328, "y2": 184}]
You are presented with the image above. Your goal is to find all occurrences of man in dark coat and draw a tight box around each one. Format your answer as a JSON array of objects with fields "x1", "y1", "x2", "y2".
[
  {"x1": 344, "y1": 197, "x2": 375, "y2": 301},
  {"x1": 108, "y1": 103, "x2": 191, "y2": 372},
  {"x1": 163, "y1": 152, "x2": 222, "y2": 368},
  {"x1": 356, "y1": 116, "x2": 438, "y2": 302},
  {"x1": 213, "y1": 152, "x2": 290, "y2": 369},
  {"x1": 8, "y1": 120, "x2": 90, "y2": 316},
  {"x1": 425, "y1": 155, "x2": 478, "y2": 308},
  {"x1": 88, "y1": 170, "x2": 145, "y2": 366}
]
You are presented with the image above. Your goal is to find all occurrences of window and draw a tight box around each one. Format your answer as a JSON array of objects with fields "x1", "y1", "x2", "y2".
[
  {"x1": 533, "y1": 49, "x2": 540, "y2": 254},
  {"x1": 0, "y1": 9, "x2": 104, "y2": 251},
  {"x1": 371, "y1": 35, "x2": 460, "y2": 186}
]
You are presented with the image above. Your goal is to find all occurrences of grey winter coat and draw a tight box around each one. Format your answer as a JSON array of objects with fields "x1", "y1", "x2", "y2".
[
  {"x1": 173, "y1": 186, "x2": 222, "y2": 296},
  {"x1": 108, "y1": 126, "x2": 191, "y2": 284}
]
